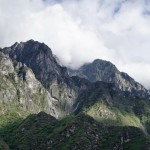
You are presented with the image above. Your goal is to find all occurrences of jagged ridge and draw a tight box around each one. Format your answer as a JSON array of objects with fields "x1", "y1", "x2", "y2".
[{"x1": 69, "y1": 59, "x2": 150, "y2": 98}]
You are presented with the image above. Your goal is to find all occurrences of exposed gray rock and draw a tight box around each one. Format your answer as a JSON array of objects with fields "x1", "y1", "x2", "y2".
[
  {"x1": 0, "y1": 52, "x2": 14, "y2": 75},
  {"x1": 0, "y1": 51, "x2": 58, "y2": 118}
]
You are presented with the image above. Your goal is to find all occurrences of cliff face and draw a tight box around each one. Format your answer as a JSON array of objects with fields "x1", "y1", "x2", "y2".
[{"x1": 0, "y1": 51, "x2": 57, "y2": 118}]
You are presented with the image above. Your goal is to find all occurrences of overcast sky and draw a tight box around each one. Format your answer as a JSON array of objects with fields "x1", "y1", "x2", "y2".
[{"x1": 0, "y1": 0, "x2": 150, "y2": 88}]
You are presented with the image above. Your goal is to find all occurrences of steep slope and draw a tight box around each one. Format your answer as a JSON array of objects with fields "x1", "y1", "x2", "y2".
[
  {"x1": 1, "y1": 112, "x2": 149, "y2": 150},
  {"x1": 69, "y1": 59, "x2": 150, "y2": 98}
]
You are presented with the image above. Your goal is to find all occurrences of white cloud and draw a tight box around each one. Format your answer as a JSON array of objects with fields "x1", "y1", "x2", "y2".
[{"x1": 0, "y1": 0, "x2": 150, "y2": 88}]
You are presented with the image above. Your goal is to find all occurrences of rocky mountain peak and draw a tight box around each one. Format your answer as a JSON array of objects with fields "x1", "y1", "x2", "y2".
[
  {"x1": 8, "y1": 39, "x2": 54, "y2": 62},
  {"x1": 92, "y1": 59, "x2": 116, "y2": 68},
  {"x1": 3, "y1": 40, "x2": 68, "y2": 86}
]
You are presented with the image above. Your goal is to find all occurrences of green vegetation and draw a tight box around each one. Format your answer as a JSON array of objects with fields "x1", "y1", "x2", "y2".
[
  {"x1": 73, "y1": 82, "x2": 150, "y2": 136},
  {"x1": 0, "y1": 112, "x2": 149, "y2": 150},
  {"x1": 84, "y1": 101, "x2": 144, "y2": 129},
  {"x1": 0, "y1": 138, "x2": 9, "y2": 150}
]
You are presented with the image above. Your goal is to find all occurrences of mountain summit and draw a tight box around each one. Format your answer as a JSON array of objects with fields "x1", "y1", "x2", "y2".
[{"x1": 3, "y1": 40, "x2": 68, "y2": 86}]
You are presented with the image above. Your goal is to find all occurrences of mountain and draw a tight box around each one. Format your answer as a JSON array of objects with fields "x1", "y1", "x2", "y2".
[
  {"x1": 2, "y1": 40, "x2": 91, "y2": 118},
  {"x1": 1, "y1": 40, "x2": 150, "y2": 149},
  {"x1": 69, "y1": 59, "x2": 150, "y2": 98},
  {"x1": 2, "y1": 40, "x2": 150, "y2": 118}
]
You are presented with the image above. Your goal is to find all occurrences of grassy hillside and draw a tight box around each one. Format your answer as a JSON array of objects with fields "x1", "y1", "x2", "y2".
[{"x1": 0, "y1": 112, "x2": 149, "y2": 150}]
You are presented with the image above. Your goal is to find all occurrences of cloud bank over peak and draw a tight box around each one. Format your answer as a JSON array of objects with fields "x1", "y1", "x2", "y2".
[{"x1": 0, "y1": 0, "x2": 150, "y2": 88}]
